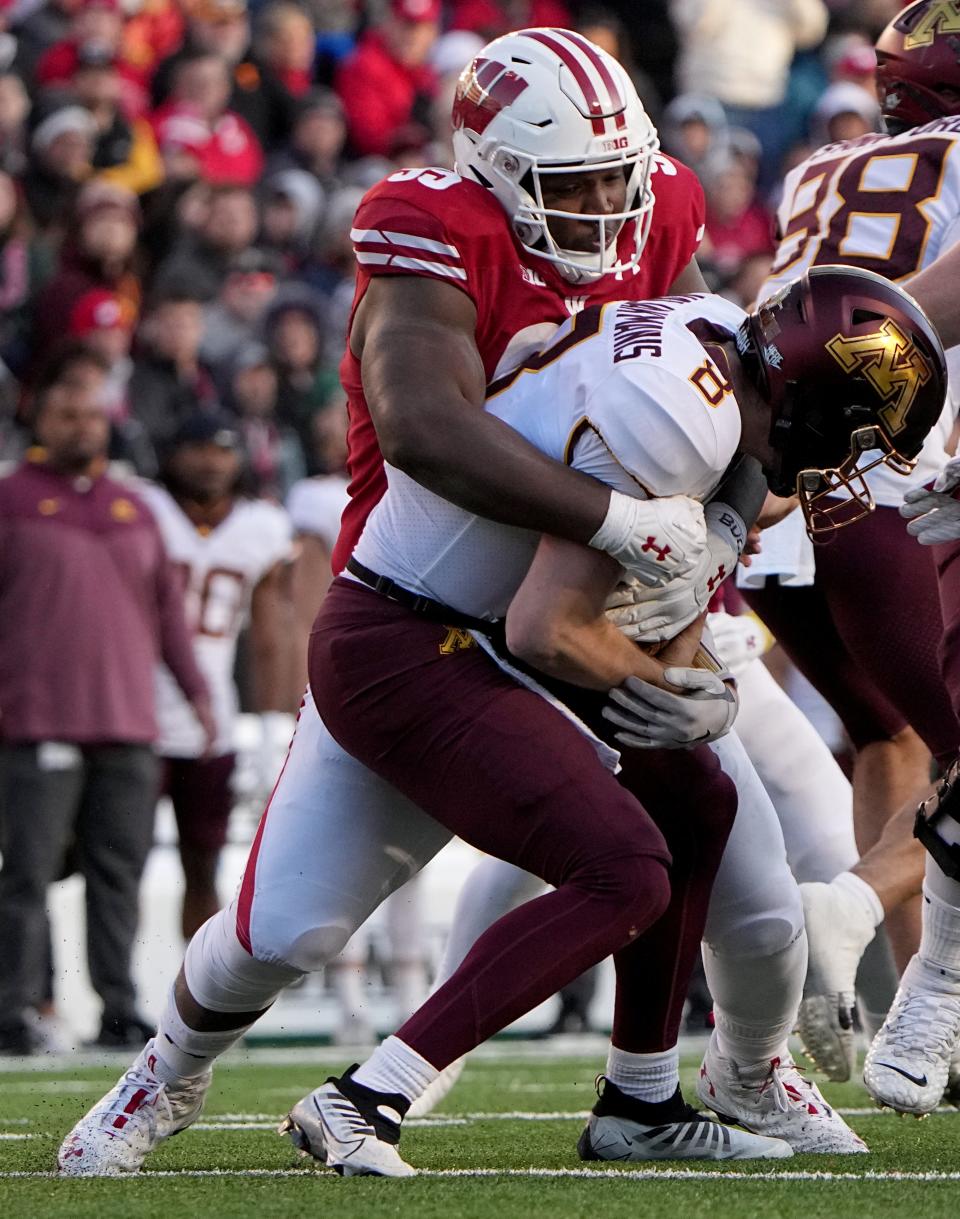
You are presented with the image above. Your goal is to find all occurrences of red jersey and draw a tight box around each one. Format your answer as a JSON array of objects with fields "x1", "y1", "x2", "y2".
[{"x1": 332, "y1": 156, "x2": 705, "y2": 573}]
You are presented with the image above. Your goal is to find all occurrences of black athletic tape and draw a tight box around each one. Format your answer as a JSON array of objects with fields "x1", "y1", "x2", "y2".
[
  {"x1": 709, "y1": 453, "x2": 769, "y2": 530},
  {"x1": 914, "y1": 758, "x2": 960, "y2": 880}
]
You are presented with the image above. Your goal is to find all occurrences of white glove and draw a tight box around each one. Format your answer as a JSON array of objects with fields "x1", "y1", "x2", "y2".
[
  {"x1": 901, "y1": 457, "x2": 960, "y2": 545},
  {"x1": 590, "y1": 491, "x2": 708, "y2": 589},
  {"x1": 603, "y1": 667, "x2": 739, "y2": 750},
  {"x1": 604, "y1": 502, "x2": 745, "y2": 644},
  {"x1": 706, "y1": 610, "x2": 767, "y2": 679}
]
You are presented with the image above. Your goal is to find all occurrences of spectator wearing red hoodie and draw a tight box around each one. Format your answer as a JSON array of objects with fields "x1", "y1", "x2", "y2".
[
  {"x1": 151, "y1": 50, "x2": 264, "y2": 187},
  {"x1": 67, "y1": 287, "x2": 136, "y2": 417},
  {"x1": 151, "y1": 0, "x2": 296, "y2": 151},
  {"x1": 334, "y1": 0, "x2": 439, "y2": 159},
  {"x1": 699, "y1": 148, "x2": 774, "y2": 280},
  {"x1": 35, "y1": 0, "x2": 149, "y2": 117}
]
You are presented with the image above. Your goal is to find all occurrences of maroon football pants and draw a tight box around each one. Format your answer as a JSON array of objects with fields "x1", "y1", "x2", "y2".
[
  {"x1": 309, "y1": 580, "x2": 737, "y2": 1068},
  {"x1": 744, "y1": 505, "x2": 960, "y2": 766}
]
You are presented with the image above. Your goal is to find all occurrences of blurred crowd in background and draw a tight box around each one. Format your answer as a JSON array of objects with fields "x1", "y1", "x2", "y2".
[{"x1": 0, "y1": 0, "x2": 912, "y2": 488}]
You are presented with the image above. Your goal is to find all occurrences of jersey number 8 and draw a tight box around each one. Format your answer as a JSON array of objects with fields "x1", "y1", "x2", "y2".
[{"x1": 770, "y1": 136, "x2": 951, "y2": 281}]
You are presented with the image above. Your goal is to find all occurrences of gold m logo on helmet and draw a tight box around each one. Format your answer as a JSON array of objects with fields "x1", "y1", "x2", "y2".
[
  {"x1": 826, "y1": 320, "x2": 932, "y2": 436},
  {"x1": 903, "y1": 0, "x2": 960, "y2": 49}
]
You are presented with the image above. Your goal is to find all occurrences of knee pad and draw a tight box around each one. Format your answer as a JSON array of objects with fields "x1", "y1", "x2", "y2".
[
  {"x1": 915, "y1": 758, "x2": 960, "y2": 880},
  {"x1": 704, "y1": 875, "x2": 804, "y2": 960},
  {"x1": 283, "y1": 924, "x2": 354, "y2": 972},
  {"x1": 705, "y1": 909, "x2": 802, "y2": 960},
  {"x1": 184, "y1": 906, "x2": 302, "y2": 1013}
]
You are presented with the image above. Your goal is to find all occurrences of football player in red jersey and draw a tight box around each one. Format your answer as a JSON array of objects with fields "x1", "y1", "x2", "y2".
[
  {"x1": 57, "y1": 30, "x2": 824, "y2": 1174},
  {"x1": 332, "y1": 26, "x2": 707, "y2": 576}
]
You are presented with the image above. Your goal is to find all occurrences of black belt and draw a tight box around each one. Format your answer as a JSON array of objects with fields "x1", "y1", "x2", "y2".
[
  {"x1": 346, "y1": 557, "x2": 496, "y2": 634},
  {"x1": 347, "y1": 558, "x2": 612, "y2": 743}
]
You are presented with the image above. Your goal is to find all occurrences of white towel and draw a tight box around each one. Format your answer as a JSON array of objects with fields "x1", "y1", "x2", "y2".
[{"x1": 736, "y1": 508, "x2": 816, "y2": 588}]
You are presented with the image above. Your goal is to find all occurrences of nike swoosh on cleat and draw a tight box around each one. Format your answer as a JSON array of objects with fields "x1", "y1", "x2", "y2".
[
  {"x1": 875, "y1": 1063, "x2": 928, "y2": 1087},
  {"x1": 320, "y1": 1112, "x2": 364, "y2": 1158}
]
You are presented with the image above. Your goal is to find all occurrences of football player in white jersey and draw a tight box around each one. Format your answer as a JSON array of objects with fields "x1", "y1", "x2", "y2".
[
  {"x1": 409, "y1": 591, "x2": 878, "y2": 1116},
  {"x1": 711, "y1": 0, "x2": 960, "y2": 1083},
  {"x1": 141, "y1": 415, "x2": 295, "y2": 939},
  {"x1": 57, "y1": 267, "x2": 946, "y2": 1178}
]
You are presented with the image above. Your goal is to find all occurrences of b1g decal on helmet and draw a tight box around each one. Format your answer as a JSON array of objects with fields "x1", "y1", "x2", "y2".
[
  {"x1": 825, "y1": 319, "x2": 933, "y2": 437},
  {"x1": 902, "y1": 0, "x2": 960, "y2": 49}
]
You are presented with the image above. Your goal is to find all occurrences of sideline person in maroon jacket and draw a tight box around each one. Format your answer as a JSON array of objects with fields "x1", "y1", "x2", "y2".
[{"x1": 0, "y1": 369, "x2": 214, "y2": 1055}]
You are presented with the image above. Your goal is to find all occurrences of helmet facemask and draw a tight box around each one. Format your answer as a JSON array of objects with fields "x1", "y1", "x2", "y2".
[
  {"x1": 520, "y1": 148, "x2": 656, "y2": 283},
  {"x1": 764, "y1": 380, "x2": 923, "y2": 540},
  {"x1": 796, "y1": 426, "x2": 916, "y2": 539}
]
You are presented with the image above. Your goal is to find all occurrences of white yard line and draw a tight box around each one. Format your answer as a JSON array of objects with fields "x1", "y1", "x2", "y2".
[
  {"x1": 3, "y1": 1106, "x2": 946, "y2": 1139},
  {"x1": 5, "y1": 1167, "x2": 960, "y2": 1182},
  {"x1": 189, "y1": 1118, "x2": 468, "y2": 1131}
]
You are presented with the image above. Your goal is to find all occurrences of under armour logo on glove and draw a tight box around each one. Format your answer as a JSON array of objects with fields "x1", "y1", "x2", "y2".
[
  {"x1": 589, "y1": 492, "x2": 707, "y2": 590},
  {"x1": 640, "y1": 537, "x2": 672, "y2": 562}
]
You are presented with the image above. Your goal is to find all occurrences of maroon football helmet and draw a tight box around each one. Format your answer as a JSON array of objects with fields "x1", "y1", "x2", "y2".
[
  {"x1": 875, "y1": 0, "x2": 960, "y2": 132},
  {"x1": 739, "y1": 266, "x2": 947, "y2": 537}
]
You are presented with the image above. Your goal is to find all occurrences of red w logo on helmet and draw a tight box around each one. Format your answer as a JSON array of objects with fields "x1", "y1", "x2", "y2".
[{"x1": 453, "y1": 58, "x2": 529, "y2": 136}]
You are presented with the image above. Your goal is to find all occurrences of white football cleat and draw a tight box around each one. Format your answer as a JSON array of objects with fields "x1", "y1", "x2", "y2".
[
  {"x1": 58, "y1": 1040, "x2": 211, "y2": 1175},
  {"x1": 864, "y1": 954, "x2": 960, "y2": 1115},
  {"x1": 798, "y1": 880, "x2": 877, "y2": 1081},
  {"x1": 406, "y1": 1057, "x2": 465, "y2": 1118},
  {"x1": 280, "y1": 1064, "x2": 416, "y2": 1177},
  {"x1": 577, "y1": 1077, "x2": 792, "y2": 1161},
  {"x1": 697, "y1": 1034, "x2": 867, "y2": 1153}
]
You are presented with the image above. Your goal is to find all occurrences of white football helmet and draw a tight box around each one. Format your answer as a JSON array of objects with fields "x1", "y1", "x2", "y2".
[{"x1": 451, "y1": 28, "x2": 658, "y2": 285}]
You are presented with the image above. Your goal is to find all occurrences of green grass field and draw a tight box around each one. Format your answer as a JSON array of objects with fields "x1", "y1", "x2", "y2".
[{"x1": 3, "y1": 1043, "x2": 960, "y2": 1219}]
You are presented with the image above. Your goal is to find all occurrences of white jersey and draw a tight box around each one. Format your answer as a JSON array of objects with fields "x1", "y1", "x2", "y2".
[
  {"x1": 762, "y1": 115, "x2": 960, "y2": 505},
  {"x1": 142, "y1": 485, "x2": 294, "y2": 757},
  {"x1": 354, "y1": 294, "x2": 746, "y2": 620},
  {"x1": 286, "y1": 475, "x2": 350, "y2": 547}
]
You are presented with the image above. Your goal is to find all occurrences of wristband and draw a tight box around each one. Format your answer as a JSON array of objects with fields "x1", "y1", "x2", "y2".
[{"x1": 588, "y1": 490, "x2": 639, "y2": 557}]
